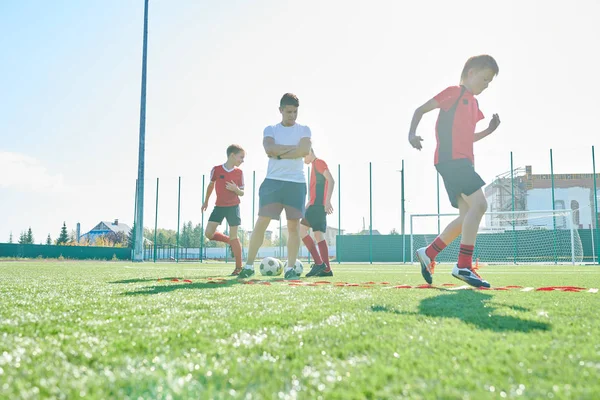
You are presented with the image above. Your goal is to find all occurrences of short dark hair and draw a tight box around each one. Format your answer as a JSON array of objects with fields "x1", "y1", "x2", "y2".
[
  {"x1": 460, "y1": 55, "x2": 499, "y2": 81},
  {"x1": 227, "y1": 144, "x2": 244, "y2": 157},
  {"x1": 280, "y1": 93, "x2": 299, "y2": 108}
]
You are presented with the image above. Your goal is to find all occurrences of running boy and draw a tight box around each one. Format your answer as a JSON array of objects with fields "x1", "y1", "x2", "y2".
[
  {"x1": 408, "y1": 54, "x2": 500, "y2": 288},
  {"x1": 301, "y1": 148, "x2": 335, "y2": 277},
  {"x1": 201, "y1": 144, "x2": 245, "y2": 275}
]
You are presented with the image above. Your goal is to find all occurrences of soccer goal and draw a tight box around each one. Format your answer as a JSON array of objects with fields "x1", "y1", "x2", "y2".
[{"x1": 410, "y1": 209, "x2": 584, "y2": 265}]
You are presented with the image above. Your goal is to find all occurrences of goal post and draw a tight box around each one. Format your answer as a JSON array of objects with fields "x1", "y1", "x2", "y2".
[{"x1": 410, "y1": 209, "x2": 583, "y2": 265}]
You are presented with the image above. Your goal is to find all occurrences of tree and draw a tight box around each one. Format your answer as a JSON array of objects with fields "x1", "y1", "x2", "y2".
[
  {"x1": 57, "y1": 222, "x2": 69, "y2": 245},
  {"x1": 9, "y1": 232, "x2": 13, "y2": 243},
  {"x1": 46, "y1": 234, "x2": 52, "y2": 245},
  {"x1": 18, "y1": 231, "x2": 27, "y2": 244},
  {"x1": 389, "y1": 228, "x2": 400, "y2": 235},
  {"x1": 26, "y1": 227, "x2": 34, "y2": 244},
  {"x1": 128, "y1": 223, "x2": 136, "y2": 248}
]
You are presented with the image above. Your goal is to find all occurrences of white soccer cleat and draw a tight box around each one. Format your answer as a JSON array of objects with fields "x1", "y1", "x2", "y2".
[
  {"x1": 451, "y1": 264, "x2": 490, "y2": 288},
  {"x1": 416, "y1": 247, "x2": 435, "y2": 284}
]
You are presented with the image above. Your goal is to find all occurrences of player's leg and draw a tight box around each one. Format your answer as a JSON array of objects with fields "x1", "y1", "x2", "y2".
[
  {"x1": 206, "y1": 208, "x2": 229, "y2": 243},
  {"x1": 239, "y1": 179, "x2": 283, "y2": 279},
  {"x1": 282, "y1": 181, "x2": 307, "y2": 279},
  {"x1": 451, "y1": 188, "x2": 490, "y2": 287},
  {"x1": 285, "y1": 218, "x2": 302, "y2": 277},
  {"x1": 313, "y1": 229, "x2": 333, "y2": 277},
  {"x1": 305, "y1": 206, "x2": 330, "y2": 277},
  {"x1": 415, "y1": 169, "x2": 464, "y2": 284},
  {"x1": 227, "y1": 219, "x2": 243, "y2": 275},
  {"x1": 301, "y1": 208, "x2": 324, "y2": 271},
  {"x1": 423, "y1": 197, "x2": 469, "y2": 261}
]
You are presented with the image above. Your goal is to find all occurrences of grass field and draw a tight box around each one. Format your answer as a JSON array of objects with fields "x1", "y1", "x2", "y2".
[{"x1": 1, "y1": 260, "x2": 599, "y2": 399}]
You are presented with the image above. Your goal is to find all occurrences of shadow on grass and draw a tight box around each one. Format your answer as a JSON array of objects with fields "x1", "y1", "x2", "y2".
[
  {"x1": 372, "y1": 290, "x2": 551, "y2": 333},
  {"x1": 109, "y1": 276, "x2": 224, "y2": 284},
  {"x1": 120, "y1": 276, "x2": 292, "y2": 296}
]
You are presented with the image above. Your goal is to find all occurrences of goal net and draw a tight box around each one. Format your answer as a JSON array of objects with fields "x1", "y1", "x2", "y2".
[{"x1": 410, "y1": 209, "x2": 583, "y2": 265}]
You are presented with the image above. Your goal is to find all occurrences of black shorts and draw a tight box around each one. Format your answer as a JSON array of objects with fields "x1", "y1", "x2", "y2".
[
  {"x1": 258, "y1": 178, "x2": 307, "y2": 220},
  {"x1": 208, "y1": 205, "x2": 241, "y2": 226},
  {"x1": 301, "y1": 205, "x2": 327, "y2": 233},
  {"x1": 435, "y1": 159, "x2": 485, "y2": 209}
]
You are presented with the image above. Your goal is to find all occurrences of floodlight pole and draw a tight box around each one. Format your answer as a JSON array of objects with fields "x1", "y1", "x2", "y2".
[{"x1": 133, "y1": 0, "x2": 149, "y2": 262}]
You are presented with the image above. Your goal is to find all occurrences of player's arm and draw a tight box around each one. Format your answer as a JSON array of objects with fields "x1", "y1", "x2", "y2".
[
  {"x1": 201, "y1": 181, "x2": 215, "y2": 212},
  {"x1": 323, "y1": 168, "x2": 335, "y2": 214},
  {"x1": 263, "y1": 136, "x2": 296, "y2": 157},
  {"x1": 474, "y1": 114, "x2": 501, "y2": 142},
  {"x1": 278, "y1": 137, "x2": 312, "y2": 159},
  {"x1": 408, "y1": 98, "x2": 440, "y2": 150}
]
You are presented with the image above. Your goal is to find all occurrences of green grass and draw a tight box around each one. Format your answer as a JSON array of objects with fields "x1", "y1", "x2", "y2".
[{"x1": 1, "y1": 261, "x2": 599, "y2": 399}]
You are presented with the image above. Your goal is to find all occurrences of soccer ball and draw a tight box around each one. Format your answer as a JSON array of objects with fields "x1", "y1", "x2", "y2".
[
  {"x1": 259, "y1": 257, "x2": 283, "y2": 276},
  {"x1": 283, "y1": 260, "x2": 303, "y2": 276}
]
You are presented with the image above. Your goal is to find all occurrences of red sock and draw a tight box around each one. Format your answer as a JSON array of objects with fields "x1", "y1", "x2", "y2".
[
  {"x1": 302, "y1": 236, "x2": 323, "y2": 264},
  {"x1": 425, "y1": 237, "x2": 447, "y2": 260},
  {"x1": 317, "y1": 240, "x2": 331, "y2": 271},
  {"x1": 458, "y1": 244, "x2": 474, "y2": 268},
  {"x1": 211, "y1": 232, "x2": 230, "y2": 243},
  {"x1": 229, "y1": 238, "x2": 242, "y2": 268}
]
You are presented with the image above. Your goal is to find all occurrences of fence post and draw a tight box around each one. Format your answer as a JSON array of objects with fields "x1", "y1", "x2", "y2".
[
  {"x1": 176, "y1": 176, "x2": 181, "y2": 263},
  {"x1": 307, "y1": 165, "x2": 311, "y2": 264},
  {"x1": 369, "y1": 162, "x2": 373, "y2": 264},
  {"x1": 593, "y1": 145, "x2": 599, "y2": 264},
  {"x1": 511, "y1": 152, "x2": 517, "y2": 264},
  {"x1": 338, "y1": 164, "x2": 341, "y2": 264},
  {"x1": 154, "y1": 178, "x2": 159, "y2": 262},
  {"x1": 436, "y1": 172, "x2": 441, "y2": 235},
  {"x1": 200, "y1": 174, "x2": 205, "y2": 263},
  {"x1": 401, "y1": 159, "x2": 405, "y2": 263},
  {"x1": 550, "y1": 149, "x2": 557, "y2": 264}
]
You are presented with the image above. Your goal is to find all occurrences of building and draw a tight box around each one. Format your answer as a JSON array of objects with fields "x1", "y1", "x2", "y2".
[
  {"x1": 485, "y1": 165, "x2": 600, "y2": 229},
  {"x1": 80, "y1": 219, "x2": 132, "y2": 244},
  {"x1": 279, "y1": 225, "x2": 345, "y2": 246}
]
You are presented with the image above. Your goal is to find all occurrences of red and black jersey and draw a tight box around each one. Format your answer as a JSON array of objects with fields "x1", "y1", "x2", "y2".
[
  {"x1": 210, "y1": 164, "x2": 244, "y2": 207},
  {"x1": 308, "y1": 159, "x2": 329, "y2": 206},
  {"x1": 434, "y1": 85, "x2": 484, "y2": 165}
]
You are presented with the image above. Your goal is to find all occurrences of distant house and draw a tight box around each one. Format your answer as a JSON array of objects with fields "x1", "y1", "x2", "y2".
[
  {"x1": 358, "y1": 229, "x2": 381, "y2": 235},
  {"x1": 80, "y1": 219, "x2": 132, "y2": 244}
]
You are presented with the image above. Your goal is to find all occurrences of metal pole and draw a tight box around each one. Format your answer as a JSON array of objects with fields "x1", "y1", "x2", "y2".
[
  {"x1": 550, "y1": 149, "x2": 557, "y2": 264},
  {"x1": 153, "y1": 177, "x2": 159, "y2": 262},
  {"x1": 401, "y1": 161, "x2": 406, "y2": 264},
  {"x1": 436, "y1": 172, "x2": 441, "y2": 235},
  {"x1": 279, "y1": 219, "x2": 282, "y2": 259},
  {"x1": 511, "y1": 152, "x2": 517, "y2": 264},
  {"x1": 593, "y1": 145, "x2": 599, "y2": 264},
  {"x1": 252, "y1": 171, "x2": 256, "y2": 230},
  {"x1": 337, "y1": 164, "x2": 341, "y2": 264},
  {"x1": 369, "y1": 162, "x2": 373, "y2": 264},
  {"x1": 133, "y1": 0, "x2": 149, "y2": 262},
  {"x1": 133, "y1": 179, "x2": 138, "y2": 260},
  {"x1": 176, "y1": 176, "x2": 181, "y2": 263},
  {"x1": 307, "y1": 165, "x2": 311, "y2": 264},
  {"x1": 200, "y1": 175, "x2": 205, "y2": 263}
]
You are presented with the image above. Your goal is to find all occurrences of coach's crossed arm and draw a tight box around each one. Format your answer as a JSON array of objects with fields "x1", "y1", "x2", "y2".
[{"x1": 277, "y1": 137, "x2": 312, "y2": 160}]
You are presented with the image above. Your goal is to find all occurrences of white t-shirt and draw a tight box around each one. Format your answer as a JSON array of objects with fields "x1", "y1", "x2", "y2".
[{"x1": 263, "y1": 123, "x2": 311, "y2": 183}]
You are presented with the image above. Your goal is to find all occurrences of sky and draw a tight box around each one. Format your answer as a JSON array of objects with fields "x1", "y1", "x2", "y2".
[{"x1": 1, "y1": 0, "x2": 600, "y2": 244}]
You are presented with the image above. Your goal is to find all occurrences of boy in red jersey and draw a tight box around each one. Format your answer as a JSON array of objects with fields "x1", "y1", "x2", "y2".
[
  {"x1": 301, "y1": 149, "x2": 335, "y2": 277},
  {"x1": 201, "y1": 144, "x2": 245, "y2": 275},
  {"x1": 408, "y1": 55, "x2": 501, "y2": 288}
]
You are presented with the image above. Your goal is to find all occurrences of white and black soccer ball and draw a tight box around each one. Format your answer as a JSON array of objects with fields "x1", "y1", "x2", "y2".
[
  {"x1": 259, "y1": 257, "x2": 283, "y2": 276},
  {"x1": 283, "y1": 260, "x2": 303, "y2": 276}
]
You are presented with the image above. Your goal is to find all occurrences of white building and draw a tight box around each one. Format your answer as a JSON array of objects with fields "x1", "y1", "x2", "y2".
[{"x1": 485, "y1": 166, "x2": 600, "y2": 230}]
